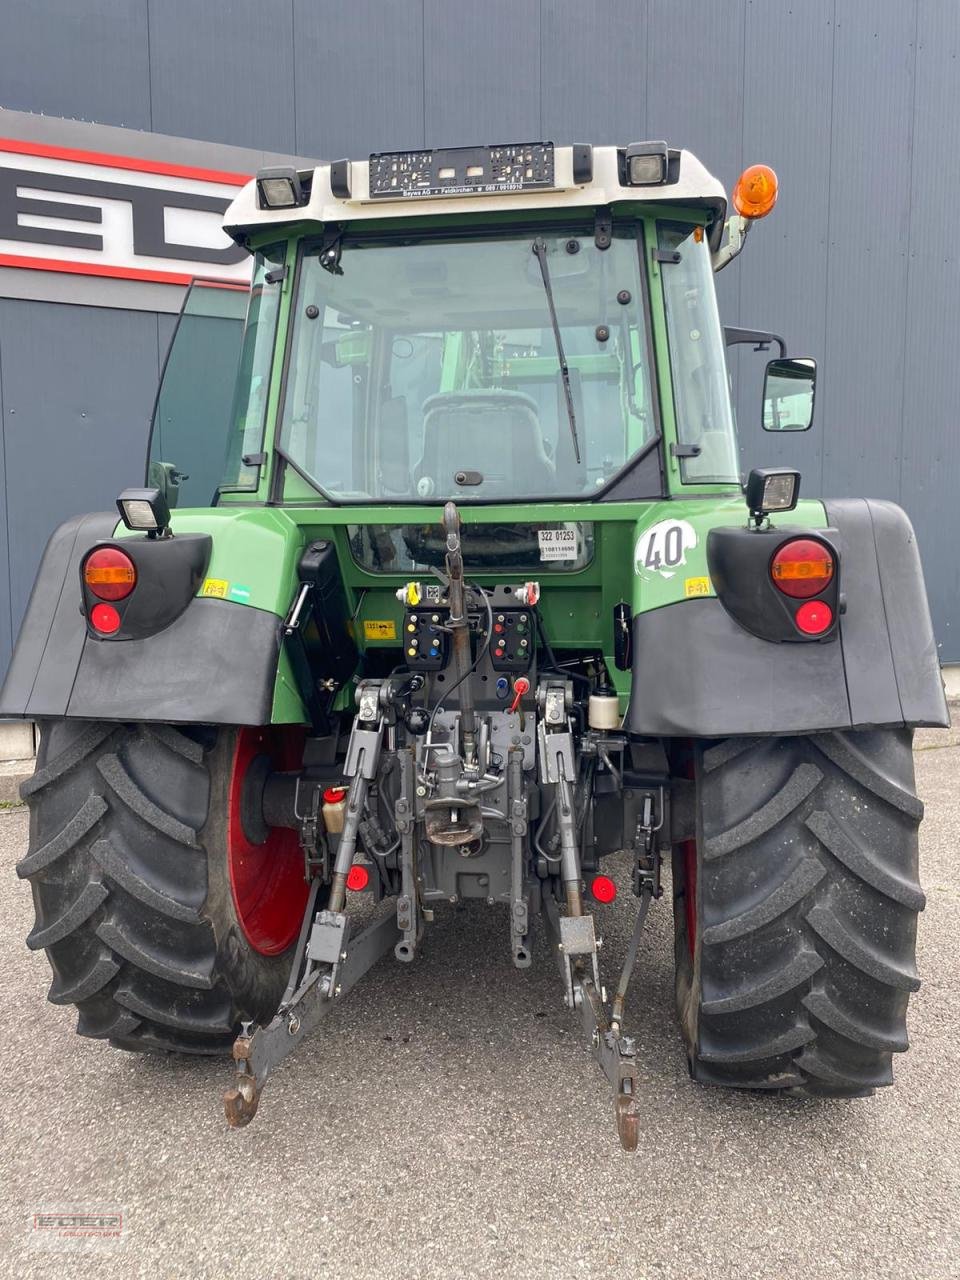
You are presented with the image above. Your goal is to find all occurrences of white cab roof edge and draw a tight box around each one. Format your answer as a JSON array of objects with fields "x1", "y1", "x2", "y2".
[{"x1": 222, "y1": 144, "x2": 728, "y2": 249}]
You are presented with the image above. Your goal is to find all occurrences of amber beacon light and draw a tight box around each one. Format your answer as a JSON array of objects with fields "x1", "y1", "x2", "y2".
[{"x1": 733, "y1": 164, "x2": 779, "y2": 219}]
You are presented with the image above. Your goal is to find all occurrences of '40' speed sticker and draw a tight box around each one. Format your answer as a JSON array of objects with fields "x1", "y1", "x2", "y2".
[{"x1": 634, "y1": 519, "x2": 697, "y2": 579}]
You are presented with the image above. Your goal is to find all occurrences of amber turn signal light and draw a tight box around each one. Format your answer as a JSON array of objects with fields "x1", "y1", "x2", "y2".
[
  {"x1": 733, "y1": 164, "x2": 778, "y2": 219},
  {"x1": 83, "y1": 547, "x2": 137, "y2": 601},
  {"x1": 770, "y1": 538, "x2": 834, "y2": 600}
]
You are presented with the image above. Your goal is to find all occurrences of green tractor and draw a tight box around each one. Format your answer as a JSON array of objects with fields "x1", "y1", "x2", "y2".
[{"x1": 4, "y1": 142, "x2": 947, "y2": 1149}]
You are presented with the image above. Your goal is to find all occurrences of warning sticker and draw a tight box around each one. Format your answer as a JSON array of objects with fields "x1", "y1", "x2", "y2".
[
  {"x1": 199, "y1": 577, "x2": 229, "y2": 599},
  {"x1": 634, "y1": 519, "x2": 697, "y2": 580},
  {"x1": 684, "y1": 576, "x2": 712, "y2": 597},
  {"x1": 537, "y1": 527, "x2": 579, "y2": 561},
  {"x1": 364, "y1": 619, "x2": 397, "y2": 641}
]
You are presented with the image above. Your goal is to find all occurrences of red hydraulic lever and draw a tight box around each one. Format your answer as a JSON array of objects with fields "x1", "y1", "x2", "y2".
[{"x1": 510, "y1": 676, "x2": 530, "y2": 714}]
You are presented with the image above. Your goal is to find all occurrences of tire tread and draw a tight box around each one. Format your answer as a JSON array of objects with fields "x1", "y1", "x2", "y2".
[
  {"x1": 18, "y1": 721, "x2": 290, "y2": 1057},
  {"x1": 676, "y1": 729, "x2": 923, "y2": 1097}
]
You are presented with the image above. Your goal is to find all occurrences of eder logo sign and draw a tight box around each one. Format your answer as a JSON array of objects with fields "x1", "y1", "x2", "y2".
[{"x1": 0, "y1": 138, "x2": 252, "y2": 285}]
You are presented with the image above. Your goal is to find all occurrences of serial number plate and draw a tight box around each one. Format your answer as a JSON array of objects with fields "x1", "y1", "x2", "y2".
[{"x1": 538, "y1": 527, "x2": 579, "y2": 561}]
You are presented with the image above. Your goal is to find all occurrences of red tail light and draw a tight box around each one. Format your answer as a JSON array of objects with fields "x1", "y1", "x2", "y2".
[
  {"x1": 794, "y1": 600, "x2": 834, "y2": 636},
  {"x1": 590, "y1": 874, "x2": 617, "y2": 904},
  {"x1": 770, "y1": 538, "x2": 834, "y2": 599},
  {"x1": 89, "y1": 603, "x2": 122, "y2": 635},
  {"x1": 346, "y1": 864, "x2": 370, "y2": 892},
  {"x1": 84, "y1": 547, "x2": 137, "y2": 601}
]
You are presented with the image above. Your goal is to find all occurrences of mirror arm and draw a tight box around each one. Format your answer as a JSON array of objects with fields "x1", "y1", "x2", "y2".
[{"x1": 724, "y1": 327, "x2": 787, "y2": 359}]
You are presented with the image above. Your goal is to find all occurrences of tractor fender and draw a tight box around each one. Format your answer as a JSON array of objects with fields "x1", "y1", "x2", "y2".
[
  {"x1": 0, "y1": 512, "x2": 283, "y2": 725},
  {"x1": 626, "y1": 498, "x2": 948, "y2": 736}
]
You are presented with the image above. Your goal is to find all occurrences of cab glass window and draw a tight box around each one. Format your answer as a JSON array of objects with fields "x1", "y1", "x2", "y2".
[
  {"x1": 278, "y1": 228, "x2": 655, "y2": 503},
  {"x1": 657, "y1": 223, "x2": 740, "y2": 484}
]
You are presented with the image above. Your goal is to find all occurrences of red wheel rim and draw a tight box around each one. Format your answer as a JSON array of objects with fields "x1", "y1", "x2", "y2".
[{"x1": 227, "y1": 726, "x2": 308, "y2": 956}]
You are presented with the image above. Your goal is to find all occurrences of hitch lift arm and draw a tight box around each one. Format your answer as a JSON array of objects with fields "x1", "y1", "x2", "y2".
[{"x1": 224, "y1": 881, "x2": 400, "y2": 1127}]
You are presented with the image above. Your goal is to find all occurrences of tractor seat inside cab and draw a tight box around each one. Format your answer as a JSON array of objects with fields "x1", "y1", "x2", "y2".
[{"x1": 414, "y1": 390, "x2": 555, "y2": 496}]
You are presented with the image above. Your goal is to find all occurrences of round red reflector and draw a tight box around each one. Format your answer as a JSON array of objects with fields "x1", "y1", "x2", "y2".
[
  {"x1": 591, "y1": 874, "x2": 617, "y2": 904},
  {"x1": 795, "y1": 600, "x2": 834, "y2": 635},
  {"x1": 84, "y1": 547, "x2": 137, "y2": 601},
  {"x1": 346, "y1": 864, "x2": 370, "y2": 892},
  {"x1": 89, "y1": 603, "x2": 121, "y2": 634},
  {"x1": 770, "y1": 538, "x2": 834, "y2": 599},
  {"x1": 323, "y1": 786, "x2": 348, "y2": 805}
]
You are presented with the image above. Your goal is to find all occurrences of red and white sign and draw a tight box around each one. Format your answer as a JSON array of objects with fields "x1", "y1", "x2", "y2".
[{"x1": 0, "y1": 138, "x2": 253, "y2": 285}]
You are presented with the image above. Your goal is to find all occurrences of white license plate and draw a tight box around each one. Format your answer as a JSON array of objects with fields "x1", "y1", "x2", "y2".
[{"x1": 537, "y1": 527, "x2": 579, "y2": 561}]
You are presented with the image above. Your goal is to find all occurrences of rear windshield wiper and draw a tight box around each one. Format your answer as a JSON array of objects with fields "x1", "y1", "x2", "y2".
[{"x1": 531, "y1": 237, "x2": 582, "y2": 465}]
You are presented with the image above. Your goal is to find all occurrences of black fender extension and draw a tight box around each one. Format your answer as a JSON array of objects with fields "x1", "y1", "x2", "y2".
[{"x1": 626, "y1": 499, "x2": 948, "y2": 737}]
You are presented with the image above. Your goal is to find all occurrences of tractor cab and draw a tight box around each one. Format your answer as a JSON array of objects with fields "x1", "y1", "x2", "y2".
[{"x1": 148, "y1": 143, "x2": 771, "y2": 522}]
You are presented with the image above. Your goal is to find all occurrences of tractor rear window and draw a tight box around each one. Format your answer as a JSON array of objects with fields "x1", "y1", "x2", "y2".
[
  {"x1": 278, "y1": 228, "x2": 655, "y2": 503},
  {"x1": 348, "y1": 522, "x2": 595, "y2": 574}
]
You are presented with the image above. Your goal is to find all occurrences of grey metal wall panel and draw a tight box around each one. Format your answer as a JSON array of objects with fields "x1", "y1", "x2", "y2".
[
  {"x1": 898, "y1": 1, "x2": 960, "y2": 664},
  {"x1": 293, "y1": 0, "x2": 424, "y2": 158},
  {"x1": 0, "y1": 301, "x2": 159, "y2": 638},
  {"x1": 643, "y1": 1, "x2": 745, "y2": 328},
  {"x1": 423, "y1": 0, "x2": 540, "y2": 147},
  {"x1": 0, "y1": 103, "x2": 310, "y2": 173},
  {"x1": 732, "y1": 0, "x2": 835, "y2": 484},
  {"x1": 644, "y1": 0, "x2": 744, "y2": 194},
  {"x1": 819, "y1": 1, "x2": 917, "y2": 502},
  {"x1": 0, "y1": 0, "x2": 151, "y2": 130},
  {"x1": 541, "y1": 1, "x2": 649, "y2": 145},
  {"x1": 147, "y1": 0, "x2": 296, "y2": 152}
]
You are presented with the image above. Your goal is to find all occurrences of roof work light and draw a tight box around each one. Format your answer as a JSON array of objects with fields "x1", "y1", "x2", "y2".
[
  {"x1": 256, "y1": 166, "x2": 303, "y2": 210},
  {"x1": 623, "y1": 141, "x2": 669, "y2": 186}
]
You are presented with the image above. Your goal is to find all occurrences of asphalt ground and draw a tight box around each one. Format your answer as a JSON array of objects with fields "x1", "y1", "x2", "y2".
[{"x1": 1, "y1": 731, "x2": 958, "y2": 1280}]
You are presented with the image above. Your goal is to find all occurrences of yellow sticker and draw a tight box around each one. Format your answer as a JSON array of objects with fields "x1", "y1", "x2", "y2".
[
  {"x1": 364, "y1": 619, "x2": 397, "y2": 641},
  {"x1": 684, "y1": 576, "x2": 712, "y2": 598},
  {"x1": 200, "y1": 577, "x2": 229, "y2": 599}
]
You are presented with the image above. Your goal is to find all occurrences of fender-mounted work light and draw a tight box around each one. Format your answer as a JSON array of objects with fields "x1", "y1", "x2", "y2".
[
  {"x1": 117, "y1": 486, "x2": 171, "y2": 537},
  {"x1": 745, "y1": 467, "x2": 800, "y2": 527},
  {"x1": 256, "y1": 166, "x2": 303, "y2": 210},
  {"x1": 623, "y1": 140, "x2": 669, "y2": 186}
]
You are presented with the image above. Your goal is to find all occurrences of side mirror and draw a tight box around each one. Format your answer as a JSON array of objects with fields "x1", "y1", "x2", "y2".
[
  {"x1": 147, "y1": 460, "x2": 186, "y2": 510},
  {"x1": 763, "y1": 357, "x2": 816, "y2": 432}
]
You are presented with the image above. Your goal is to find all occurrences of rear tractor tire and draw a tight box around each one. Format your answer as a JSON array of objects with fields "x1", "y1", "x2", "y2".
[
  {"x1": 673, "y1": 729, "x2": 924, "y2": 1097},
  {"x1": 17, "y1": 720, "x2": 310, "y2": 1055}
]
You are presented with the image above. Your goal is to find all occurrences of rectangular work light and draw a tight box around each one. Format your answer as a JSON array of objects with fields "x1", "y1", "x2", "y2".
[
  {"x1": 116, "y1": 487, "x2": 171, "y2": 537},
  {"x1": 745, "y1": 468, "x2": 801, "y2": 524},
  {"x1": 256, "y1": 166, "x2": 303, "y2": 210},
  {"x1": 623, "y1": 141, "x2": 669, "y2": 186}
]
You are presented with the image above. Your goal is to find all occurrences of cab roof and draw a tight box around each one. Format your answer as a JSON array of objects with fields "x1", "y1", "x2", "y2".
[{"x1": 223, "y1": 143, "x2": 728, "y2": 252}]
